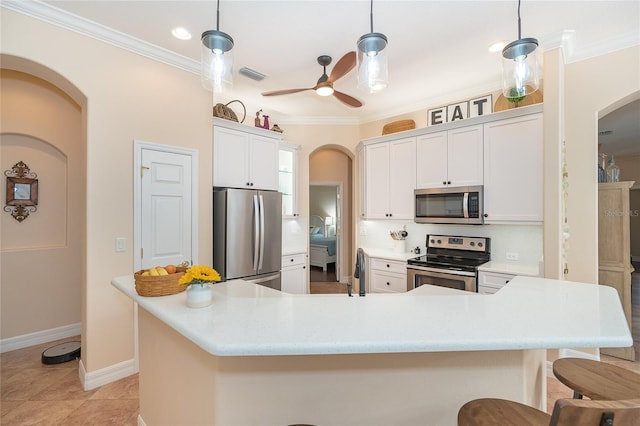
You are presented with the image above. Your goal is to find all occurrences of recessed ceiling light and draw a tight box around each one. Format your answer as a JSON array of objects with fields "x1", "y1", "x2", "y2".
[
  {"x1": 171, "y1": 27, "x2": 192, "y2": 40},
  {"x1": 488, "y1": 42, "x2": 506, "y2": 53}
]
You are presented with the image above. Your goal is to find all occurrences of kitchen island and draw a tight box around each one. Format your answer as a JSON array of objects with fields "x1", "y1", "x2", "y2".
[{"x1": 111, "y1": 276, "x2": 631, "y2": 426}]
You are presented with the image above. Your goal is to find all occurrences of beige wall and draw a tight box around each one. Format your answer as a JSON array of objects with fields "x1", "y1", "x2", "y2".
[
  {"x1": 309, "y1": 185, "x2": 337, "y2": 219},
  {"x1": 1, "y1": 70, "x2": 84, "y2": 338},
  {"x1": 564, "y1": 46, "x2": 640, "y2": 284},
  {"x1": 1, "y1": 9, "x2": 212, "y2": 373}
]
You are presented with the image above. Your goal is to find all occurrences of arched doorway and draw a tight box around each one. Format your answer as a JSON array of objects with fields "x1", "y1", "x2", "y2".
[
  {"x1": 309, "y1": 146, "x2": 353, "y2": 293},
  {"x1": 1, "y1": 56, "x2": 87, "y2": 353},
  {"x1": 597, "y1": 93, "x2": 640, "y2": 361}
]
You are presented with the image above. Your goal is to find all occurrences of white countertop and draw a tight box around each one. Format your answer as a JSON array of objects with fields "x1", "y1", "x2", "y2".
[
  {"x1": 111, "y1": 275, "x2": 631, "y2": 357},
  {"x1": 362, "y1": 247, "x2": 417, "y2": 261},
  {"x1": 478, "y1": 261, "x2": 541, "y2": 276}
]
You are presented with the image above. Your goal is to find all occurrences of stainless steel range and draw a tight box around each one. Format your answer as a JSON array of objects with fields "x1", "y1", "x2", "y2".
[{"x1": 406, "y1": 235, "x2": 490, "y2": 292}]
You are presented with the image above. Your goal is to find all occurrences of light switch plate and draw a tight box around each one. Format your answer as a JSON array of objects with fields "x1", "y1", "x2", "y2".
[{"x1": 116, "y1": 238, "x2": 126, "y2": 252}]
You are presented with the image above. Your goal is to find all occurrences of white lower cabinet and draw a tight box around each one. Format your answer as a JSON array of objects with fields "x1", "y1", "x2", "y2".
[
  {"x1": 281, "y1": 253, "x2": 307, "y2": 294},
  {"x1": 477, "y1": 271, "x2": 515, "y2": 294},
  {"x1": 370, "y1": 258, "x2": 407, "y2": 293}
]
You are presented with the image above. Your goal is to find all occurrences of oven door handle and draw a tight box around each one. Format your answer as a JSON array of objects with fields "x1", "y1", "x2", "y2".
[{"x1": 406, "y1": 265, "x2": 476, "y2": 277}]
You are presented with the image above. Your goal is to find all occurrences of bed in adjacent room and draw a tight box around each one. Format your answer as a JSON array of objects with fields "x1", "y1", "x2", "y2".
[{"x1": 309, "y1": 215, "x2": 336, "y2": 272}]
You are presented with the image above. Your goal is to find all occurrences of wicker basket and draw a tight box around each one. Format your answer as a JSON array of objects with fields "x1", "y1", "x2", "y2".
[
  {"x1": 212, "y1": 100, "x2": 246, "y2": 123},
  {"x1": 382, "y1": 119, "x2": 416, "y2": 135},
  {"x1": 134, "y1": 267, "x2": 187, "y2": 297}
]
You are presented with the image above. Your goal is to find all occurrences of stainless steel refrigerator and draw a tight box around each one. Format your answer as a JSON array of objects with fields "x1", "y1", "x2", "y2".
[{"x1": 213, "y1": 188, "x2": 282, "y2": 290}]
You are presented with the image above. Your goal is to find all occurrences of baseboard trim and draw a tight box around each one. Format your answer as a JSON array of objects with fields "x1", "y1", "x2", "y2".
[
  {"x1": 0, "y1": 323, "x2": 81, "y2": 353},
  {"x1": 81, "y1": 357, "x2": 138, "y2": 391},
  {"x1": 546, "y1": 349, "x2": 600, "y2": 378},
  {"x1": 558, "y1": 348, "x2": 600, "y2": 361}
]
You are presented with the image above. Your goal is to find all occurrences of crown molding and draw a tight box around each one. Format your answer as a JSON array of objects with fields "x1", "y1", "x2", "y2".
[{"x1": 1, "y1": 0, "x2": 200, "y2": 74}]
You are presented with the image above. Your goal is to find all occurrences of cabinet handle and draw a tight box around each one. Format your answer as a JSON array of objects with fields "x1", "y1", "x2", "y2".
[
  {"x1": 290, "y1": 258, "x2": 294, "y2": 262},
  {"x1": 386, "y1": 282, "x2": 390, "y2": 286},
  {"x1": 443, "y1": 181, "x2": 447, "y2": 185},
  {"x1": 303, "y1": 266, "x2": 306, "y2": 269},
  {"x1": 447, "y1": 181, "x2": 451, "y2": 185},
  {"x1": 483, "y1": 213, "x2": 488, "y2": 218},
  {"x1": 246, "y1": 182, "x2": 251, "y2": 186},
  {"x1": 386, "y1": 264, "x2": 390, "y2": 268}
]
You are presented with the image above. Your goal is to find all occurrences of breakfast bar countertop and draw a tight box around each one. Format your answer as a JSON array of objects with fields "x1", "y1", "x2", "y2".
[{"x1": 111, "y1": 275, "x2": 631, "y2": 357}]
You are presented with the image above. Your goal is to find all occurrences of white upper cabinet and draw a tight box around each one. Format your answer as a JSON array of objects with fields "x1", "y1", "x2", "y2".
[
  {"x1": 213, "y1": 119, "x2": 281, "y2": 191},
  {"x1": 279, "y1": 142, "x2": 299, "y2": 217},
  {"x1": 361, "y1": 137, "x2": 416, "y2": 220},
  {"x1": 416, "y1": 124, "x2": 483, "y2": 188},
  {"x1": 483, "y1": 113, "x2": 543, "y2": 223}
]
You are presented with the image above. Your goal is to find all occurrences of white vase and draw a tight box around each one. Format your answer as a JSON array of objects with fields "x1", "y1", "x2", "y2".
[{"x1": 186, "y1": 284, "x2": 213, "y2": 308}]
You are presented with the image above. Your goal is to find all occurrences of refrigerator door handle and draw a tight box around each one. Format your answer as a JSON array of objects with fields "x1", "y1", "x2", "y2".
[
  {"x1": 253, "y1": 194, "x2": 260, "y2": 271},
  {"x1": 258, "y1": 194, "x2": 265, "y2": 270}
]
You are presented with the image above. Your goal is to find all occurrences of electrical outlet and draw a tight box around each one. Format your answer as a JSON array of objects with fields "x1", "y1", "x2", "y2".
[
  {"x1": 506, "y1": 252, "x2": 519, "y2": 261},
  {"x1": 116, "y1": 238, "x2": 126, "y2": 252}
]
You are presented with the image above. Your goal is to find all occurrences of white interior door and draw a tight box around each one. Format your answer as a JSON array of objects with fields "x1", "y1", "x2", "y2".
[{"x1": 140, "y1": 148, "x2": 193, "y2": 269}]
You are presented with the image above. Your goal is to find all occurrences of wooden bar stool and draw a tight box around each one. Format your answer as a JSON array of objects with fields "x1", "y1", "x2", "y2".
[
  {"x1": 552, "y1": 358, "x2": 640, "y2": 400},
  {"x1": 458, "y1": 397, "x2": 640, "y2": 426}
]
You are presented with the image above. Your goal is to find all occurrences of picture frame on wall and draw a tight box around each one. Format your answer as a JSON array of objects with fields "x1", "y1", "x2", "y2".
[{"x1": 4, "y1": 161, "x2": 39, "y2": 222}]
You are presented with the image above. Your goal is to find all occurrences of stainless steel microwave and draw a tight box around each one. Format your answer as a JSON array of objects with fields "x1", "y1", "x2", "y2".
[{"x1": 414, "y1": 186, "x2": 484, "y2": 224}]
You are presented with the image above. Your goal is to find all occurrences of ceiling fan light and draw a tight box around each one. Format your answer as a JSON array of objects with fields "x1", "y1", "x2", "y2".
[{"x1": 316, "y1": 84, "x2": 334, "y2": 97}]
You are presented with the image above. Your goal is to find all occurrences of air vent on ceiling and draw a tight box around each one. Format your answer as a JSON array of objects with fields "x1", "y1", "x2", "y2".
[
  {"x1": 598, "y1": 130, "x2": 614, "y2": 136},
  {"x1": 239, "y1": 67, "x2": 266, "y2": 81}
]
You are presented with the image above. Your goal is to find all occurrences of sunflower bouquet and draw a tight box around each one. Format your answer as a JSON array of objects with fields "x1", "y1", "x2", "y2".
[{"x1": 178, "y1": 265, "x2": 221, "y2": 287}]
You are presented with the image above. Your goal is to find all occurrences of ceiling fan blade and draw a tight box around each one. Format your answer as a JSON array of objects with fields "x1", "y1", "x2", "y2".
[
  {"x1": 328, "y1": 51, "x2": 356, "y2": 83},
  {"x1": 262, "y1": 88, "x2": 313, "y2": 96},
  {"x1": 333, "y1": 90, "x2": 363, "y2": 108}
]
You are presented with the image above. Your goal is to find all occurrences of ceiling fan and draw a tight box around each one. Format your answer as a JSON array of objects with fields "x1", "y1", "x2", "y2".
[{"x1": 261, "y1": 52, "x2": 363, "y2": 108}]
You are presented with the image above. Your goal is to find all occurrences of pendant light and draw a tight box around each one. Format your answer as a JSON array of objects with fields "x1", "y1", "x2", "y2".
[
  {"x1": 201, "y1": 0, "x2": 234, "y2": 92},
  {"x1": 501, "y1": 0, "x2": 539, "y2": 100},
  {"x1": 357, "y1": 0, "x2": 388, "y2": 93}
]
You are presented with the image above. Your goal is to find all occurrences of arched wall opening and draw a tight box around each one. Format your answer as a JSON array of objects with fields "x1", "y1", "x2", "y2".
[{"x1": 1, "y1": 56, "x2": 87, "y2": 353}]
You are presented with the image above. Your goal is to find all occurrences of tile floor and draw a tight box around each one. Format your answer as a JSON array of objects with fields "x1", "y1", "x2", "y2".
[
  {"x1": 1, "y1": 337, "x2": 138, "y2": 425},
  {"x1": 2, "y1": 343, "x2": 638, "y2": 424}
]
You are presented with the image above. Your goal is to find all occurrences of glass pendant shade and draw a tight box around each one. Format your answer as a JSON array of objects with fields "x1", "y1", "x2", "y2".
[
  {"x1": 357, "y1": 32, "x2": 389, "y2": 93},
  {"x1": 200, "y1": 30, "x2": 234, "y2": 92},
  {"x1": 501, "y1": 37, "x2": 539, "y2": 100}
]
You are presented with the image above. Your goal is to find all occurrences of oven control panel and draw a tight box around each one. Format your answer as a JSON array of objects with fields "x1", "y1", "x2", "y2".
[{"x1": 427, "y1": 235, "x2": 489, "y2": 252}]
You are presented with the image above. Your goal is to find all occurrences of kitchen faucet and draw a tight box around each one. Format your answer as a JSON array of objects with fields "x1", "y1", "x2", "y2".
[{"x1": 354, "y1": 248, "x2": 366, "y2": 296}]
